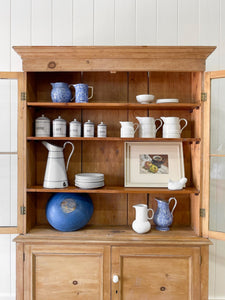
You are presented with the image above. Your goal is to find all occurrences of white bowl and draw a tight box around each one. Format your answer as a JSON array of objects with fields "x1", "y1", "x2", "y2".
[{"x1": 136, "y1": 94, "x2": 155, "y2": 104}]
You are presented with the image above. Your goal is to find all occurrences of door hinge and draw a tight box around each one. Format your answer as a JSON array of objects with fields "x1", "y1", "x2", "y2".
[
  {"x1": 23, "y1": 252, "x2": 25, "y2": 262},
  {"x1": 201, "y1": 92, "x2": 207, "y2": 102},
  {"x1": 200, "y1": 208, "x2": 206, "y2": 218},
  {"x1": 20, "y1": 206, "x2": 26, "y2": 215},
  {"x1": 20, "y1": 92, "x2": 26, "y2": 101},
  {"x1": 200, "y1": 256, "x2": 202, "y2": 265}
]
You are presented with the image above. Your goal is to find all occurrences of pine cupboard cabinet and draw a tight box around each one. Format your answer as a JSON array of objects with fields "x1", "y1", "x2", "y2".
[{"x1": 11, "y1": 46, "x2": 217, "y2": 299}]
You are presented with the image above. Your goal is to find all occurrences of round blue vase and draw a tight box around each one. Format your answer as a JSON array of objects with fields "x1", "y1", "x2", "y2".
[
  {"x1": 46, "y1": 193, "x2": 94, "y2": 231},
  {"x1": 51, "y1": 82, "x2": 72, "y2": 103}
]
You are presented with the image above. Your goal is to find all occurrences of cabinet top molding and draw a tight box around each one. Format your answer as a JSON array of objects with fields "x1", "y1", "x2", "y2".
[{"x1": 13, "y1": 46, "x2": 216, "y2": 72}]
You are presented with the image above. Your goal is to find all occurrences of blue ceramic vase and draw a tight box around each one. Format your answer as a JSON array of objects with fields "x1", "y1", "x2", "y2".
[
  {"x1": 46, "y1": 193, "x2": 94, "y2": 231},
  {"x1": 153, "y1": 197, "x2": 177, "y2": 231},
  {"x1": 51, "y1": 82, "x2": 72, "y2": 103}
]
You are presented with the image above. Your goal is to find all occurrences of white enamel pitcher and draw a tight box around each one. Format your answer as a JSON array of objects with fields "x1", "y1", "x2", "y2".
[
  {"x1": 120, "y1": 121, "x2": 139, "y2": 138},
  {"x1": 132, "y1": 204, "x2": 154, "y2": 234},
  {"x1": 161, "y1": 117, "x2": 187, "y2": 138},
  {"x1": 136, "y1": 117, "x2": 163, "y2": 138},
  {"x1": 42, "y1": 141, "x2": 74, "y2": 188}
]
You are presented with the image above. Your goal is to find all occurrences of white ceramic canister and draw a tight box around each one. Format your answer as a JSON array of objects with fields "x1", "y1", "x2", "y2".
[
  {"x1": 35, "y1": 114, "x2": 50, "y2": 137},
  {"x1": 69, "y1": 118, "x2": 81, "y2": 137},
  {"x1": 97, "y1": 121, "x2": 107, "y2": 137},
  {"x1": 53, "y1": 116, "x2": 67, "y2": 137},
  {"x1": 84, "y1": 120, "x2": 94, "y2": 137}
]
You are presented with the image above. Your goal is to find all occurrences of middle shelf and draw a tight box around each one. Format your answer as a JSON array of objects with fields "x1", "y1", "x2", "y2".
[{"x1": 27, "y1": 185, "x2": 199, "y2": 195}]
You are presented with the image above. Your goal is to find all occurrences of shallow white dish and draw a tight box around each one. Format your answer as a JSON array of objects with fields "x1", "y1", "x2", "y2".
[
  {"x1": 75, "y1": 173, "x2": 104, "y2": 182},
  {"x1": 75, "y1": 181, "x2": 104, "y2": 189},
  {"x1": 156, "y1": 98, "x2": 179, "y2": 103},
  {"x1": 136, "y1": 94, "x2": 155, "y2": 104}
]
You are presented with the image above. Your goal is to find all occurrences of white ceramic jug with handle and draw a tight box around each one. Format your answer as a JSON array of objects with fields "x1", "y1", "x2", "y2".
[
  {"x1": 161, "y1": 117, "x2": 187, "y2": 138},
  {"x1": 136, "y1": 117, "x2": 163, "y2": 138},
  {"x1": 120, "y1": 121, "x2": 139, "y2": 138},
  {"x1": 132, "y1": 204, "x2": 154, "y2": 234}
]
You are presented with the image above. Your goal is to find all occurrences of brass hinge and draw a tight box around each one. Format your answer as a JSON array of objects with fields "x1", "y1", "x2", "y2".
[
  {"x1": 20, "y1": 206, "x2": 26, "y2": 215},
  {"x1": 200, "y1": 208, "x2": 206, "y2": 218},
  {"x1": 201, "y1": 92, "x2": 207, "y2": 102},
  {"x1": 23, "y1": 253, "x2": 25, "y2": 262},
  {"x1": 20, "y1": 92, "x2": 26, "y2": 101}
]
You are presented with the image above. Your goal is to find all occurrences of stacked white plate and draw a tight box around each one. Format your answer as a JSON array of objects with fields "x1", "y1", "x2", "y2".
[
  {"x1": 156, "y1": 98, "x2": 179, "y2": 103},
  {"x1": 75, "y1": 173, "x2": 104, "y2": 189}
]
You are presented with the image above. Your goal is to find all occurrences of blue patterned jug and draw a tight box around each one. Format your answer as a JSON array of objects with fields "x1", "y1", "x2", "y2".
[
  {"x1": 153, "y1": 197, "x2": 177, "y2": 231},
  {"x1": 51, "y1": 82, "x2": 73, "y2": 103}
]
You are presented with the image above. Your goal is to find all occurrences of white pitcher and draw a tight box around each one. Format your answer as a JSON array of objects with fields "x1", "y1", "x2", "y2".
[
  {"x1": 132, "y1": 204, "x2": 154, "y2": 234},
  {"x1": 120, "y1": 121, "x2": 139, "y2": 138},
  {"x1": 161, "y1": 117, "x2": 187, "y2": 138},
  {"x1": 136, "y1": 117, "x2": 163, "y2": 138}
]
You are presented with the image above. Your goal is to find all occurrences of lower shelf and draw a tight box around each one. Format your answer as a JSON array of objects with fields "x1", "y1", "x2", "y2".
[{"x1": 14, "y1": 225, "x2": 211, "y2": 246}]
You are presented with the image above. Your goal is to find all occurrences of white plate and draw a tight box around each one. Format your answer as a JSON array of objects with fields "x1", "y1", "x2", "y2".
[
  {"x1": 75, "y1": 181, "x2": 104, "y2": 189},
  {"x1": 75, "y1": 173, "x2": 104, "y2": 181},
  {"x1": 156, "y1": 98, "x2": 179, "y2": 103}
]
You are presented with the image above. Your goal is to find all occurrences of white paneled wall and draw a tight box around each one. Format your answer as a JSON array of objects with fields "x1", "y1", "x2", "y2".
[{"x1": 0, "y1": 0, "x2": 225, "y2": 298}]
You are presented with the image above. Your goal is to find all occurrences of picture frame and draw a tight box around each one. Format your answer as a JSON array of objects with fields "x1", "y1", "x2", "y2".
[{"x1": 124, "y1": 142, "x2": 185, "y2": 187}]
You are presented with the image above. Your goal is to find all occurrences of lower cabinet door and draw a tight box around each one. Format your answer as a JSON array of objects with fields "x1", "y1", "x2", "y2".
[
  {"x1": 24, "y1": 244, "x2": 110, "y2": 300},
  {"x1": 111, "y1": 246, "x2": 201, "y2": 300}
]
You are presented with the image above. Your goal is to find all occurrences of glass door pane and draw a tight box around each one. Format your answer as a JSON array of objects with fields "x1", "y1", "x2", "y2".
[
  {"x1": 0, "y1": 73, "x2": 24, "y2": 233},
  {"x1": 209, "y1": 75, "x2": 225, "y2": 237}
]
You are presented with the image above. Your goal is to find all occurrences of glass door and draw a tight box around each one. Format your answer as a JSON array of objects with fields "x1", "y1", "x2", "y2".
[
  {"x1": 203, "y1": 71, "x2": 225, "y2": 240},
  {"x1": 0, "y1": 72, "x2": 25, "y2": 234}
]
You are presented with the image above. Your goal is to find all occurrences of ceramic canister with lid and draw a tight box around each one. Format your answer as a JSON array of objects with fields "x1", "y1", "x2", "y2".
[
  {"x1": 97, "y1": 121, "x2": 107, "y2": 137},
  {"x1": 35, "y1": 114, "x2": 50, "y2": 137},
  {"x1": 53, "y1": 116, "x2": 67, "y2": 137},
  {"x1": 69, "y1": 119, "x2": 81, "y2": 137},
  {"x1": 84, "y1": 120, "x2": 94, "y2": 137}
]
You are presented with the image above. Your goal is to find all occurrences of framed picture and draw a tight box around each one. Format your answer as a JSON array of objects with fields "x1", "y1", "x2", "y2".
[{"x1": 125, "y1": 142, "x2": 185, "y2": 187}]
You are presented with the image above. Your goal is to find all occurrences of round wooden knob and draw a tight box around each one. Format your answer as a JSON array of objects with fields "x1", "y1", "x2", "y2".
[
  {"x1": 160, "y1": 286, "x2": 166, "y2": 291},
  {"x1": 48, "y1": 61, "x2": 56, "y2": 69},
  {"x1": 72, "y1": 280, "x2": 78, "y2": 285}
]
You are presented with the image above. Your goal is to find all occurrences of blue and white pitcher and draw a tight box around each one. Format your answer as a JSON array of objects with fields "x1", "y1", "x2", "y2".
[
  {"x1": 51, "y1": 82, "x2": 73, "y2": 103},
  {"x1": 153, "y1": 197, "x2": 177, "y2": 231},
  {"x1": 71, "y1": 83, "x2": 94, "y2": 103}
]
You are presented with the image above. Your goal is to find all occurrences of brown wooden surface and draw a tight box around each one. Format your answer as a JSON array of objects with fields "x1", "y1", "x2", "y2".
[{"x1": 111, "y1": 246, "x2": 201, "y2": 300}]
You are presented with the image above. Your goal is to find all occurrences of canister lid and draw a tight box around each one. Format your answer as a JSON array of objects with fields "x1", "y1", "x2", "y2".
[
  {"x1": 84, "y1": 120, "x2": 94, "y2": 125},
  {"x1": 53, "y1": 116, "x2": 66, "y2": 123},
  {"x1": 70, "y1": 118, "x2": 81, "y2": 125},
  {"x1": 35, "y1": 114, "x2": 50, "y2": 122},
  {"x1": 98, "y1": 121, "x2": 106, "y2": 127}
]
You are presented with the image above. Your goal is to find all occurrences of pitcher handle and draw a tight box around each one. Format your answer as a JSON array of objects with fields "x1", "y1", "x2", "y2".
[
  {"x1": 147, "y1": 208, "x2": 154, "y2": 220},
  {"x1": 68, "y1": 84, "x2": 75, "y2": 102},
  {"x1": 155, "y1": 118, "x2": 163, "y2": 133},
  {"x1": 168, "y1": 197, "x2": 177, "y2": 216},
  {"x1": 179, "y1": 118, "x2": 188, "y2": 132},
  {"x1": 134, "y1": 123, "x2": 139, "y2": 134},
  {"x1": 63, "y1": 142, "x2": 75, "y2": 171},
  {"x1": 88, "y1": 86, "x2": 94, "y2": 100}
]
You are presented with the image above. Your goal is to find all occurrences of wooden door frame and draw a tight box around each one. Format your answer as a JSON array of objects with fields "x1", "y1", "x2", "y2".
[
  {"x1": 202, "y1": 70, "x2": 225, "y2": 241},
  {"x1": 0, "y1": 72, "x2": 25, "y2": 234}
]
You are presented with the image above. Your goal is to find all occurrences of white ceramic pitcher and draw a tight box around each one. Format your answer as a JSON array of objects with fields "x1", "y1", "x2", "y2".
[
  {"x1": 136, "y1": 117, "x2": 163, "y2": 138},
  {"x1": 161, "y1": 117, "x2": 187, "y2": 138},
  {"x1": 132, "y1": 204, "x2": 154, "y2": 234},
  {"x1": 120, "y1": 121, "x2": 139, "y2": 138}
]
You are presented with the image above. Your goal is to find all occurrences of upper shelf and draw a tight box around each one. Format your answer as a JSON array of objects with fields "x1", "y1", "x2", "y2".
[{"x1": 27, "y1": 102, "x2": 200, "y2": 111}]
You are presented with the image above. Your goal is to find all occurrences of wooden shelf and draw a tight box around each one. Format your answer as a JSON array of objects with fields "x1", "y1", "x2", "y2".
[
  {"x1": 14, "y1": 225, "x2": 211, "y2": 245},
  {"x1": 27, "y1": 102, "x2": 200, "y2": 110},
  {"x1": 27, "y1": 185, "x2": 199, "y2": 195},
  {"x1": 27, "y1": 137, "x2": 201, "y2": 143}
]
